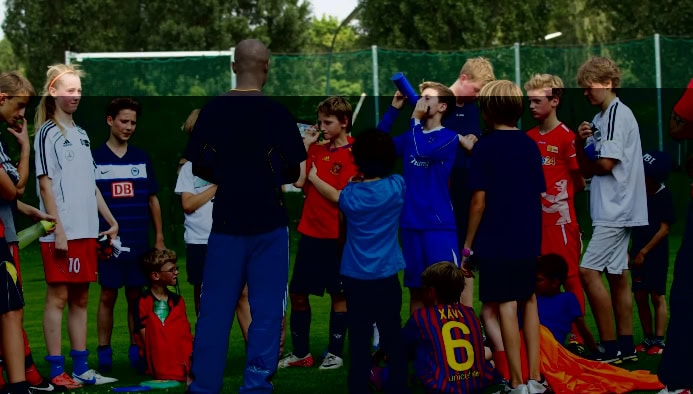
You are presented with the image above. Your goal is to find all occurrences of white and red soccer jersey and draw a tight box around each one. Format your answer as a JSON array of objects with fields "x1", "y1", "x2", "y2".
[
  {"x1": 527, "y1": 123, "x2": 579, "y2": 227},
  {"x1": 34, "y1": 121, "x2": 98, "y2": 241}
]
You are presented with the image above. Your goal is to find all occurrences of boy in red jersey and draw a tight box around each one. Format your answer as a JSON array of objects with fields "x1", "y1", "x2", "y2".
[
  {"x1": 524, "y1": 74, "x2": 587, "y2": 353},
  {"x1": 404, "y1": 261, "x2": 493, "y2": 394},
  {"x1": 279, "y1": 96, "x2": 357, "y2": 370}
]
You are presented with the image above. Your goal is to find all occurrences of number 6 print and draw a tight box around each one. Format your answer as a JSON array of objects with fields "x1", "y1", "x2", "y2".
[{"x1": 441, "y1": 321, "x2": 475, "y2": 371}]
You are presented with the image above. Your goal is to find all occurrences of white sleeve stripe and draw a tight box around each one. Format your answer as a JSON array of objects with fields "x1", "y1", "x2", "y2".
[{"x1": 607, "y1": 102, "x2": 618, "y2": 141}]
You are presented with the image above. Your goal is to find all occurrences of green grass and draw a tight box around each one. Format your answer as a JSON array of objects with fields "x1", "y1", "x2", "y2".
[{"x1": 17, "y1": 223, "x2": 680, "y2": 393}]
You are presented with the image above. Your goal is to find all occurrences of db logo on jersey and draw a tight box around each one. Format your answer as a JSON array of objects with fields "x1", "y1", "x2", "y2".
[{"x1": 111, "y1": 182, "x2": 134, "y2": 198}]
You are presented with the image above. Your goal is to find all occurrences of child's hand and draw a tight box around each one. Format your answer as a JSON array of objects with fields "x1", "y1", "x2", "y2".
[
  {"x1": 458, "y1": 134, "x2": 478, "y2": 151},
  {"x1": 303, "y1": 125, "x2": 321, "y2": 147},
  {"x1": 633, "y1": 251, "x2": 646, "y2": 266},
  {"x1": 391, "y1": 90, "x2": 406, "y2": 110},
  {"x1": 576, "y1": 121, "x2": 593, "y2": 141},
  {"x1": 412, "y1": 99, "x2": 428, "y2": 120},
  {"x1": 308, "y1": 162, "x2": 318, "y2": 181},
  {"x1": 7, "y1": 116, "x2": 29, "y2": 148}
]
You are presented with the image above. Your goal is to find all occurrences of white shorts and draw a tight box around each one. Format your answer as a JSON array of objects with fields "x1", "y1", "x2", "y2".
[{"x1": 580, "y1": 226, "x2": 631, "y2": 274}]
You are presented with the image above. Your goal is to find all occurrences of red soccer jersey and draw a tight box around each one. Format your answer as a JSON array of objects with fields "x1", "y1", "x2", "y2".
[
  {"x1": 527, "y1": 123, "x2": 579, "y2": 227},
  {"x1": 297, "y1": 136, "x2": 357, "y2": 239}
]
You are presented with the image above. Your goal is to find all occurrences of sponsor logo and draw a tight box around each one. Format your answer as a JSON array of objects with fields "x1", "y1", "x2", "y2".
[
  {"x1": 111, "y1": 181, "x2": 134, "y2": 198},
  {"x1": 547, "y1": 145, "x2": 558, "y2": 153},
  {"x1": 63, "y1": 140, "x2": 72, "y2": 147},
  {"x1": 100, "y1": 169, "x2": 110, "y2": 174},
  {"x1": 542, "y1": 156, "x2": 556, "y2": 166},
  {"x1": 409, "y1": 155, "x2": 430, "y2": 168},
  {"x1": 64, "y1": 150, "x2": 74, "y2": 161},
  {"x1": 131, "y1": 167, "x2": 140, "y2": 176}
]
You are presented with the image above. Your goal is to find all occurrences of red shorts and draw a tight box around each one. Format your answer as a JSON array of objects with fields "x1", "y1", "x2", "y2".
[
  {"x1": 41, "y1": 239, "x2": 98, "y2": 284},
  {"x1": 541, "y1": 224, "x2": 581, "y2": 279}
]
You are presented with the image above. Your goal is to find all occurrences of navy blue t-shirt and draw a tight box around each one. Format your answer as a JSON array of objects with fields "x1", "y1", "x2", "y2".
[
  {"x1": 93, "y1": 144, "x2": 158, "y2": 251},
  {"x1": 467, "y1": 130, "x2": 545, "y2": 260},
  {"x1": 183, "y1": 91, "x2": 306, "y2": 235},
  {"x1": 537, "y1": 292, "x2": 583, "y2": 344},
  {"x1": 630, "y1": 185, "x2": 675, "y2": 263},
  {"x1": 443, "y1": 102, "x2": 482, "y2": 169}
]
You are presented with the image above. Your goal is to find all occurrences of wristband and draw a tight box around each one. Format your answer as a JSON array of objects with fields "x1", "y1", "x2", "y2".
[{"x1": 462, "y1": 248, "x2": 473, "y2": 258}]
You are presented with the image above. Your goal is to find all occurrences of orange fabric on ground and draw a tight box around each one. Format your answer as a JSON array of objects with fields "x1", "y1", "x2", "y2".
[{"x1": 539, "y1": 325, "x2": 664, "y2": 393}]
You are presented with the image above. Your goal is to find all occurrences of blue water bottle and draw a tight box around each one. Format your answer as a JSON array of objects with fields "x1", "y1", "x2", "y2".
[{"x1": 391, "y1": 72, "x2": 419, "y2": 107}]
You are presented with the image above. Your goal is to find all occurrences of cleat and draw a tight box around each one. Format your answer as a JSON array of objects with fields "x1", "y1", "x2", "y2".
[
  {"x1": 318, "y1": 353, "x2": 343, "y2": 370},
  {"x1": 277, "y1": 353, "x2": 314, "y2": 368},
  {"x1": 72, "y1": 369, "x2": 118, "y2": 385},
  {"x1": 647, "y1": 343, "x2": 665, "y2": 355},
  {"x1": 50, "y1": 373, "x2": 82, "y2": 390}
]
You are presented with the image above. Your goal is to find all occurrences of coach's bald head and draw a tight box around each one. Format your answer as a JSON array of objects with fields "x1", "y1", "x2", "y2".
[{"x1": 233, "y1": 39, "x2": 270, "y2": 89}]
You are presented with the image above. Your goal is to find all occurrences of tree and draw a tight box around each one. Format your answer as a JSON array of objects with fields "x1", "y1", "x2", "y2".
[
  {"x1": 0, "y1": 39, "x2": 24, "y2": 73},
  {"x1": 2, "y1": 0, "x2": 312, "y2": 87},
  {"x1": 306, "y1": 15, "x2": 361, "y2": 53}
]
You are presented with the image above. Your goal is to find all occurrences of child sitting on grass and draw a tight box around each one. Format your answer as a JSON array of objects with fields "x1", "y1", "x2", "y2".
[{"x1": 134, "y1": 249, "x2": 193, "y2": 382}]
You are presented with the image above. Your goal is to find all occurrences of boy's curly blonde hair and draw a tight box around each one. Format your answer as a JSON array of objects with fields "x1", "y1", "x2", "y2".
[
  {"x1": 577, "y1": 57, "x2": 621, "y2": 89},
  {"x1": 141, "y1": 249, "x2": 177, "y2": 277},
  {"x1": 524, "y1": 74, "x2": 565, "y2": 101},
  {"x1": 459, "y1": 57, "x2": 495, "y2": 86}
]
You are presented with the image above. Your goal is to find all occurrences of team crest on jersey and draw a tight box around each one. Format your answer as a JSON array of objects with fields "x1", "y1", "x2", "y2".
[
  {"x1": 64, "y1": 150, "x2": 75, "y2": 161},
  {"x1": 80, "y1": 139, "x2": 90, "y2": 147},
  {"x1": 547, "y1": 145, "x2": 558, "y2": 153},
  {"x1": 63, "y1": 140, "x2": 72, "y2": 147},
  {"x1": 111, "y1": 181, "x2": 134, "y2": 198},
  {"x1": 131, "y1": 167, "x2": 140, "y2": 176},
  {"x1": 542, "y1": 156, "x2": 556, "y2": 166},
  {"x1": 330, "y1": 163, "x2": 342, "y2": 175}
]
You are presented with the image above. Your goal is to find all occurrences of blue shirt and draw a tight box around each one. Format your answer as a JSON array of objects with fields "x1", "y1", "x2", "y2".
[
  {"x1": 378, "y1": 104, "x2": 481, "y2": 170},
  {"x1": 339, "y1": 175, "x2": 406, "y2": 280},
  {"x1": 467, "y1": 130, "x2": 545, "y2": 259},
  {"x1": 93, "y1": 144, "x2": 158, "y2": 250},
  {"x1": 377, "y1": 115, "x2": 459, "y2": 230},
  {"x1": 630, "y1": 185, "x2": 675, "y2": 264},
  {"x1": 537, "y1": 292, "x2": 583, "y2": 344}
]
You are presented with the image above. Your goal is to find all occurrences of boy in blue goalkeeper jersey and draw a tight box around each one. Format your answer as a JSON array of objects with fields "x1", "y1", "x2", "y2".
[
  {"x1": 377, "y1": 82, "x2": 476, "y2": 313},
  {"x1": 404, "y1": 261, "x2": 493, "y2": 394}
]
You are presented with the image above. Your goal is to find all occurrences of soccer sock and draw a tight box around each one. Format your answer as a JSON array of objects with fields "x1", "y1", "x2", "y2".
[
  {"x1": 290, "y1": 309, "x2": 311, "y2": 358},
  {"x1": 601, "y1": 340, "x2": 618, "y2": 357},
  {"x1": 617, "y1": 335, "x2": 635, "y2": 354},
  {"x1": 22, "y1": 330, "x2": 31, "y2": 358},
  {"x1": 45, "y1": 355, "x2": 65, "y2": 379},
  {"x1": 69, "y1": 350, "x2": 89, "y2": 376},
  {"x1": 97, "y1": 345, "x2": 113, "y2": 373},
  {"x1": 128, "y1": 344, "x2": 141, "y2": 363},
  {"x1": 327, "y1": 311, "x2": 347, "y2": 357}
]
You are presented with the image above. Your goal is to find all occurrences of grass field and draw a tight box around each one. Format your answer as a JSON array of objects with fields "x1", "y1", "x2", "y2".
[{"x1": 16, "y1": 214, "x2": 681, "y2": 393}]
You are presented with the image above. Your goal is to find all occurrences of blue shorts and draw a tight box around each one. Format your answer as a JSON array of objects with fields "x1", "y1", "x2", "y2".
[
  {"x1": 185, "y1": 243, "x2": 207, "y2": 286},
  {"x1": 289, "y1": 235, "x2": 343, "y2": 296},
  {"x1": 98, "y1": 248, "x2": 147, "y2": 289},
  {"x1": 401, "y1": 229, "x2": 459, "y2": 288}
]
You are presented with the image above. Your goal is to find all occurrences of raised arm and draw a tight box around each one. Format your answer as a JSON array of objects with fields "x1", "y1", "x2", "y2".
[{"x1": 376, "y1": 91, "x2": 406, "y2": 133}]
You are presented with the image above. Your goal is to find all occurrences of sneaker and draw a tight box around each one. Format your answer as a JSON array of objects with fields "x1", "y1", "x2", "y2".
[
  {"x1": 635, "y1": 337, "x2": 653, "y2": 353},
  {"x1": 71, "y1": 369, "x2": 118, "y2": 385},
  {"x1": 30, "y1": 377, "x2": 66, "y2": 392},
  {"x1": 647, "y1": 342, "x2": 665, "y2": 355},
  {"x1": 277, "y1": 353, "x2": 314, "y2": 368},
  {"x1": 527, "y1": 379, "x2": 551, "y2": 394},
  {"x1": 614, "y1": 350, "x2": 638, "y2": 364},
  {"x1": 592, "y1": 348, "x2": 620, "y2": 364},
  {"x1": 319, "y1": 353, "x2": 344, "y2": 370},
  {"x1": 657, "y1": 388, "x2": 692, "y2": 394},
  {"x1": 566, "y1": 341, "x2": 586, "y2": 357},
  {"x1": 50, "y1": 373, "x2": 82, "y2": 390},
  {"x1": 499, "y1": 383, "x2": 529, "y2": 394}
]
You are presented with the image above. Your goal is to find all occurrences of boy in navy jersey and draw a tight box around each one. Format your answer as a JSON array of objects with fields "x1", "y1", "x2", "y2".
[
  {"x1": 377, "y1": 82, "x2": 476, "y2": 313},
  {"x1": 404, "y1": 261, "x2": 493, "y2": 394},
  {"x1": 93, "y1": 97, "x2": 166, "y2": 373}
]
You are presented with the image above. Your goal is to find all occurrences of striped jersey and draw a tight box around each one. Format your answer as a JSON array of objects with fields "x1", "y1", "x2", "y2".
[
  {"x1": 585, "y1": 98, "x2": 648, "y2": 227},
  {"x1": 34, "y1": 121, "x2": 98, "y2": 241},
  {"x1": 93, "y1": 143, "x2": 158, "y2": 250},
  {"x1": 405, "y1": 302, "x2": 493, "y2": 393}
]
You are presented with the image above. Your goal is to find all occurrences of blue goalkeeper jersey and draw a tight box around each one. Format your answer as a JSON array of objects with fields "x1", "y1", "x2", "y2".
[
  {"x1": 404, "y1": 302, "x2": 494, "y2": 393},
  {"x1": 93, "y1": 144, "x2": 158, "y2": 251},
  {"x1": 377, "y1": 114, "x2": 458, "y2": 230}
]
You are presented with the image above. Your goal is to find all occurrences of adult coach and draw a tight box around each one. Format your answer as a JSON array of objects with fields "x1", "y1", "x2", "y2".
[
  {"x1": 185, "y1": 39, "x2": 306, "y2": 394},
  {"x1": 657, "y1": 79, "x2": 693, "y2": 394}
]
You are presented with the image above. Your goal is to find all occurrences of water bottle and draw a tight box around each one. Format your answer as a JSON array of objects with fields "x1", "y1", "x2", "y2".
[
  {"x1": 17, "y1": 220, "x2": 55, "y2": 250},
  {"x1": 153, "y1": 299, "x2": 169, "y2": 324},
  {"x1": 391, "y1": 72, "x2": 420, "y2": 107}
]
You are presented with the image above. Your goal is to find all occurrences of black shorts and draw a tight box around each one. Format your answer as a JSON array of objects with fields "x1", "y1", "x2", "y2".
[
  {"x1": 478, "y1": 257, "x2": 536, "y2": 303},
  {"x1": 631, "y1": 255, "x2": 668, "y2": 295},
  {"x1": 0, "y1": 238, "x2": 24, "y2": 314},
  {"x1": 186, "y1": 243, "x2": 208, "y2": 286},
  {"x1": 289, "y1": 235, "x2": 343, "y2": 296}
]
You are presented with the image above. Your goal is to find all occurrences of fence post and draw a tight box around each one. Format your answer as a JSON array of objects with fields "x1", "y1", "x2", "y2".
[
  {"x1": 372, "y1": 45, "x2": 380, "y2": 126},
  {"x1": 230, "y1": 47, "x2": 236, "y2": 89},
  {"x1": 514, "y1": 42, "x2": 521, "y2": 128},
  {"x1": 65, "y1": 51, "x2": 73, "y2": 65},
  {"x1": 655, "y1": 34, "x2": 664, "y2": 151}
]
